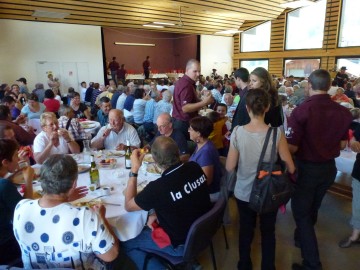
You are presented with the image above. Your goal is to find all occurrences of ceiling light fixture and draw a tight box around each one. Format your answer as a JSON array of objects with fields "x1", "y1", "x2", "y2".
[
  {"x1": 143, "y1": 24, "x2": 165, "y2": 28},
  {"x1": 279, "y1": 0, "x2": 315, "y2": 9},
  {"x1": 32, "y1": 10, "x2": 69, "y2": 19},
  {"x1": 114, "y1": 42, "x2": 155, "y2": 46},
  {"x1": 153, "y1": 22, "x2": 175, "y2": 26},
  {"x1": 215, "y1": 29, "x2": 243, "y2": 35}
]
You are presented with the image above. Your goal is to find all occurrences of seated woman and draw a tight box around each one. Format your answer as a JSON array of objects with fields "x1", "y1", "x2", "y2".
[
  {"x1": 33, "y1": 112, "x2": 80, "y2": 164},
  {"x1": 188, "y1": 116, "x2": 222, "y2": 201},
  {"x1": 331, "y1": 87, "x2": 351, "y2": 103},
  {"x1": 13, "y1": 154, "x2": 119, "y2": 269},
  {"x1": 21, "y1": 93, "x2": 46, "y2": 119},
  {"x1": 58, "y1": 105, "x2": 86, "y2": 151},
  {"x1": 70, "y1": 92, "x2": 91, "y2": 120},
  {"x1": 43, "y1": 89, "x2": 61, "y2": 117},
  {"x1": 0, "y1": 139, "x2": 34, "y2": 266}
]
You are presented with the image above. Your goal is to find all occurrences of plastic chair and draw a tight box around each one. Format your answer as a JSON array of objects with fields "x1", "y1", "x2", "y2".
[{"x1": 141, "y1": 196, "x2": 227, "y2": 270}]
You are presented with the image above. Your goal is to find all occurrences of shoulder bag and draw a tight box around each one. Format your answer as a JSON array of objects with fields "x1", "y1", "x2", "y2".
[{"x1": 248, "y1": 127, "x2": 294, "y2": 214}]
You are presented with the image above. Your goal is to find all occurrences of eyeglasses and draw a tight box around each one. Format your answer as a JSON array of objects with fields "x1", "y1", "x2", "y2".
[
  {"x1": 45, "y1": 122, "x2": 58, "y2": 127},
  {"x1": 158, "y1": 122, "x2": 170, "y2": 129}
]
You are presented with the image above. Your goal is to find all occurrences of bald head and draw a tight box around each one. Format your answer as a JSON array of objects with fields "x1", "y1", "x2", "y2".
[{"x1": 109, "y1": 109, "x2": 125, "y2": 132}]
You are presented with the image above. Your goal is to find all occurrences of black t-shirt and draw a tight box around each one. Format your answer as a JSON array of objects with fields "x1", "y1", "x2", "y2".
[
  {"x1": 135, "y1": 161, "x2": 212, "y2": 247},
  {"x1": 351, "y1": 122, "x2": 360, "y2": 180},
  {"x1": 150, "y1": 129, "x2": 188, "y2": 155},
  {"x1": 73, "y1": 103, "x2": 88, "y2": 119}
]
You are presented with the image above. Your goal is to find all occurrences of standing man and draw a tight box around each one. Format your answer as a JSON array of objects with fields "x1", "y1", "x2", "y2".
[
  {"x1": 231, "y1": 67, "x2": 250, "y2": 130},
  {"x1": 108, "y1": 57, "x2": 120, "y2": 84},
  {"x1": 335, "y1": 66, "x2": 349, "y2": 88},
  {"x1": 286, "y1": 69, "x2": 352, "y2": 270},
  {"x1": 172, "y1": 59, "x2": 214, "y2": 139},
  {"x1": 142, "y1": 56, "x2": 151, "y2": 79},
  {"x1": 117, "y1": 64, "x2": 127, "y2": 84}
]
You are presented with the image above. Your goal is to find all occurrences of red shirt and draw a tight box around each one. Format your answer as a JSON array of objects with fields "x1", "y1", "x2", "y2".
[
  {"x1": 286, "y1": 94, "x2": 352, "y2": 162},
  {"x1": 43, "y1": 98, "x2": 60, "y2": 113},
  {"x1": 172, "y1": 75, "x2": 199, "y2": 121}
]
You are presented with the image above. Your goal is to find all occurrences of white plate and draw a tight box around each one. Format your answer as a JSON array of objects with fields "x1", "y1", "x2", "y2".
[
  {"x1": 146, "y1": 164, "x2": 162, "y2": 176},
  {"x1": 80, "y1": 121, "x2": 97, "y2": 129},
  {"x1": 143, "y1": 154, "x2": 155, "y2": 163},
  {"x1": 78, "y1": 163, "x2": 91, "y2": 174},
  {"x1": 106, "y1": 150, "x2": 125, "y2": 157}
]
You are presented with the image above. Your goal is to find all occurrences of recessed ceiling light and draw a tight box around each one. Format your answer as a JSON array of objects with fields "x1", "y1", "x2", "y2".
[
  {"x1": 280, "y1": 0, "x2": 315, "y2": 9},
  {"x1": 153, "y1": 22, "x2": 175, "y2": 26},
  {"x1": 143, "y1": 24, "x2": 165, "y2": 28}
]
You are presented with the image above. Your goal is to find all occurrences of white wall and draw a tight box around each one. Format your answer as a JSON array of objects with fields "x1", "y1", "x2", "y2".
[
  {"x1": 200, "y1": 35, "x2": 234, "y2": 78},
  {"x1": 0, "y1": 19, "x2": 104, "y2": 93}
]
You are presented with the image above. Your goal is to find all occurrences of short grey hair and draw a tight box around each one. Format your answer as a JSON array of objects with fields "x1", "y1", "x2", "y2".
[
  {"x1": 151, "y1": 137, "x2": 180, "y2": 170},
  {"x1": 299, "y1": 80, "x2": 308, "y2": 88},
  {"x1": 162, "y1": 90, "x2": 172, "y2": 102},
  {"x1": 40, "y1": 154, "x2": 78, "y2": 195}
]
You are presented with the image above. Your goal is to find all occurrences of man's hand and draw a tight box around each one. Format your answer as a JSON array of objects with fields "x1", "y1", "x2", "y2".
[
  {"x1": 130, "y1": 149, "x2": 145, "y2": 173},
  {"x1": 202, "y1": 92, "x2": 214, "y2": 106},
  {"x1": 58, "y1": 129, "x2": 71, "y2": 142},
  {"x1": 147, "y1": 213, "x2": 158, "y2": 230},
  {"x1": 351, "y1": 141, "x2": 360, "y2": 153},
  {"x1": 50, "y1": 131, "x2": 60, "y2": 147},
  {"x1": 14, "y1": 114, "x2": 26, "y2": 125},
  {"x1": 116, "y1": 143, "x2": 126, "y2": 151},
  {"x1": 102, "y1": 128, "x2": 111, "y2": 139},
  {"x1": 68, "y1": 186, "x2": 88, "y2": 202}
]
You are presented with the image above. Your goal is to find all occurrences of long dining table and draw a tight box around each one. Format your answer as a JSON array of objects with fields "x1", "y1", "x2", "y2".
[{"x1": 31, "y1": 151, "x2": 159, "y2": 242}]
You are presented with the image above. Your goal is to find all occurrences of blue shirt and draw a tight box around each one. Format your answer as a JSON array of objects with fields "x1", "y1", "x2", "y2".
[
  {"x1": 97, "y1": 110, "x2": 109, "y2": 127},
  {"x1": 143, "y1": 99, "x2": 156, "y2": 123},
  {"x1": 153, "y1": 100, "x2": 172, "y2": 124},
  {"x1": 124, "y1": 95, "x2": 135, "y2": 111},
  {"x1": 150, "y1": 129, "x2": 188, "y2": 155},
  {"x1": 189, "y1": 140, "x2": 222, "y2": 194}
]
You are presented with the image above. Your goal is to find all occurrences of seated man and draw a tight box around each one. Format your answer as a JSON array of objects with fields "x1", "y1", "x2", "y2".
[
  {"x1": 91, "y1": 109, "x2": 140, "y2": 150},
  {"x1": 96, "y1": 96, "x2": 111, "y2": 127},
  {"x1": 13, "y1": 154, "x2": 119, "y2": 269},
  {"x1": 123, "y1": 136, "x2": 212, "y2": 270},
  {"x1": 147, "y1": 112, "x2": 189, "y2": 161},
  {"x1": 33, "y1": 112, "x2": 80, "y2": 164}
]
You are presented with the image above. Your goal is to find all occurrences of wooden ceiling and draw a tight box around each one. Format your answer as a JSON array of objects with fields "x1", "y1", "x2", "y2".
[{"x1": 0, "y1": 0, "x2": 289, "y2": 35}]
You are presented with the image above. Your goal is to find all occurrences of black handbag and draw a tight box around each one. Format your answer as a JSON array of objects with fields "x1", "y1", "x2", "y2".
[{"x1": 248, "y1": 127, "x2": 294, "y2": 214}]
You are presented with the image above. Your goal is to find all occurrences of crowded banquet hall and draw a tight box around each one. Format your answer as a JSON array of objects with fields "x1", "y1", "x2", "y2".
[{"x1": 1, "y1": 0, "x2": 360, "y2": 269}]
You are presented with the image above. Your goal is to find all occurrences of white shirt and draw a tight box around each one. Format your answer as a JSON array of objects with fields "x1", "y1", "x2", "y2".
[
  {"x1": 92, "y1": 123, "x2": 141, "y2": 149},
  {"x1": 116, "y1": 93, "x2": 127, "y2": 110},
  {"x1": 80, "y1": 87, "x2": 87, "y2": 102},
  {"x1": 33, "y1": 131, "x2": 70, "y2": 154},
  {"x1": 14, "y1": 199, "x2": 114, "y2": 270}
]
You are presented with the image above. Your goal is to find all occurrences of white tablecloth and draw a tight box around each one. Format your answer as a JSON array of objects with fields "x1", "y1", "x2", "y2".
[
  {"x1": 74, "y1": 153, "x2": 159, "y2": 241},
  {"x1": 335, "y1": 150, "x2": 356, "y2": 175},
  {"x1": 126, "y1": 74, "x2": 145, "y2": 80}
]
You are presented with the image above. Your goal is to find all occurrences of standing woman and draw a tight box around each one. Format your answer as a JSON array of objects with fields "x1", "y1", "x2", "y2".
[
  {"x1": 249, "y1": 67, "x2": 283, "y2": 127},
  {"x1": 226, "y1": 89, "x2": 295, "y2": 270}
]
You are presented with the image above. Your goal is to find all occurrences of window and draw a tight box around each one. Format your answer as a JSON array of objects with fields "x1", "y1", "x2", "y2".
[
  {"x1": 284, "y1": 59, "x2": 320, "y2": 77},
  {"x1": 339, "y1": 0, "x2": 360, "y2": 47},
  {"x1": 336, "y1": 58, "x2": 360, "y2": 79},
  {"x1": 285, "y1": 0, "x2": 326, "y2": 50},
  {"x1": 240, "y1": 60, "x2": 269, "y2": 73},
  {"x1": 241, "y1": 22, "x2": 271, "y2": 52}
]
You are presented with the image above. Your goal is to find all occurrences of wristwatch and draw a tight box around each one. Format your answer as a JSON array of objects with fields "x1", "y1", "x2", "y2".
[{"x1": 129, "y1": 171, "x2": 138, "y2": 177}]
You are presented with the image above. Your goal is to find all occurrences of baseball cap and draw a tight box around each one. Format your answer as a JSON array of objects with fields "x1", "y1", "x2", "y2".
[{"x1": 16, "y1": 77, "x2": 27, "y2": 84}]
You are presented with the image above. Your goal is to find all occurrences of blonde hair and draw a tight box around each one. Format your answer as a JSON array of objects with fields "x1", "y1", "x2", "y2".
[{"x1": 40, "y1": 112, "x2": 57, "y2": 127}]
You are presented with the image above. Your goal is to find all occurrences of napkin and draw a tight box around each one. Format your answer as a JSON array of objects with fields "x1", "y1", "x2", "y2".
[{"x1": 151, "y1": 221, "x2": 171, "y2": 248}]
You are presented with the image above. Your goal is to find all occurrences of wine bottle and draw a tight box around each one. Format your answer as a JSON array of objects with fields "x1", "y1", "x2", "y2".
[
  {"x1": 90, "y1": 155, "x2": 100, "y2": 188},
  {"x1": 125, "y1": 140, "x2": 132, "y2": 169}
]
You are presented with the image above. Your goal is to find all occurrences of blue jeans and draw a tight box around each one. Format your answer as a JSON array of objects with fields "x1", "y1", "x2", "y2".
[
  {"x1": 121, "y1": 227, "x2": 184, "y2": 270},
  {"x1": 291, "y1": 159, "x2": 336, "y2": 270}
]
